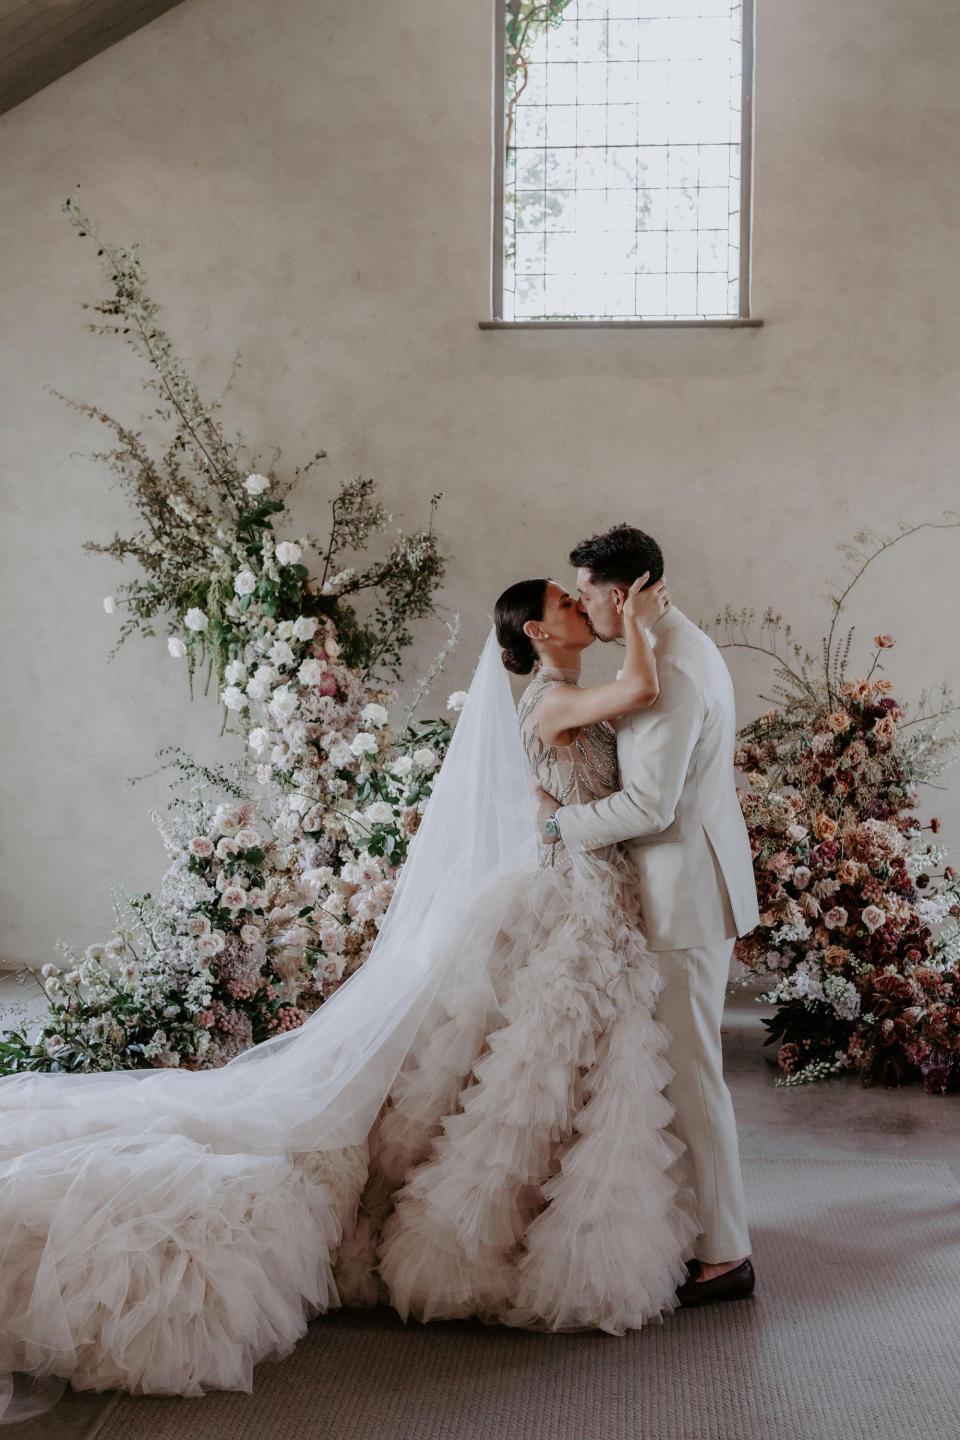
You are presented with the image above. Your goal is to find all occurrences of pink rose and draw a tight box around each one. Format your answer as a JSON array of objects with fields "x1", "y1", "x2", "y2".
[
  {"x1": 862, "y1": 905, "x2": 886, "y2": 932},
  {"x1": 824, "y1": 906, "x2": 848, "y2": 929}
]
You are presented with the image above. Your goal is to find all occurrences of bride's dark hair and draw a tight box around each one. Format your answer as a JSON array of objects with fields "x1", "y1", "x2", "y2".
[{"x1": 494, "y1": 578, "x2": 549, "y2": 675}]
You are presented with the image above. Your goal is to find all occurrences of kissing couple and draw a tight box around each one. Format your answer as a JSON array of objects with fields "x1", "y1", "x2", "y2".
[{"x1": 0, "y1": 524, "x2": 761, "y2": 1420}]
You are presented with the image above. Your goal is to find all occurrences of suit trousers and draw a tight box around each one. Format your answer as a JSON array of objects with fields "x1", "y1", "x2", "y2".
[{"x1": 654, "y1": 936, "x2": 751, "y2": 1263}]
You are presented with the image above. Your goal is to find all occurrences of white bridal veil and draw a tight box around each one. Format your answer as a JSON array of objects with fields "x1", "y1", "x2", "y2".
[{"x1": 0, "y1": 629, "x2": 538, "y2": 1421}]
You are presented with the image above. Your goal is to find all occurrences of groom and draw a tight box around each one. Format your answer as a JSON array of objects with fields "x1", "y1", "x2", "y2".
[{"x1": 540, "y1": 524, "x2": 760, "y2": 1308}]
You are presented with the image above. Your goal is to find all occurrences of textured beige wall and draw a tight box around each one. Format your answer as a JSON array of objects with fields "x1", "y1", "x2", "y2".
[{"x1": 2, "y1": 0, "x2": 959, "y2": 967}]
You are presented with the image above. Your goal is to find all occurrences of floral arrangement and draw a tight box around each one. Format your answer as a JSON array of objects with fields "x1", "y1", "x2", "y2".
[
  {"x1": 0, "y1": 196, "x2": 462, "y2": 1075},
  {"x1": 715, "y1": 523, "x2": 960, "y2": 1092}
]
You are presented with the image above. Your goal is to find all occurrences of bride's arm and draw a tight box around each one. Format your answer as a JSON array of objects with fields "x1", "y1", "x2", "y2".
[{"x1": 538, "y1": 575, "x2": 670, "y2": 746}]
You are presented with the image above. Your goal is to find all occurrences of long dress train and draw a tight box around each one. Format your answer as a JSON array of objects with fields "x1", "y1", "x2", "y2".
[{"x1": 0, "y1": 654, "x2": 696, "y2": 1416}]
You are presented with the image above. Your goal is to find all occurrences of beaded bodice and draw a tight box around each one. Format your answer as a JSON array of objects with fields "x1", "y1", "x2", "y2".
[{"x1": 517, "y1": 666, "x2": 619, "y2": 869}]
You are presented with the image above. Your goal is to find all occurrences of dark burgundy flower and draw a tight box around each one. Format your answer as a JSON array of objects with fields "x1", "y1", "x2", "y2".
[
  {"x1": 871, "y1": 973, "x2": 916, "y2": 1003},
  {"x1": 811, "y1": 840, "x2": 840, "y2": 868},
  {"x1": 920, "y1": 1052, "x2": 955, "y2": 1094}
]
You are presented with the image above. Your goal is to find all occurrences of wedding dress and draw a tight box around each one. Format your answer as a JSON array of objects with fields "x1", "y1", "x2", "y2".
[
  {"x1": 0, "y1": 636, "x2": 695, "y2": 1424},
  {"x1": 337, "y1": 663, "x2": 697, "y2": 1329}
]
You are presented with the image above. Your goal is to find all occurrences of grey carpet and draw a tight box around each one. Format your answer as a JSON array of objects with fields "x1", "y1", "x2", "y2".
[{"x1": 82, "y1": 1157, "x2": 960, "y2": 1440}]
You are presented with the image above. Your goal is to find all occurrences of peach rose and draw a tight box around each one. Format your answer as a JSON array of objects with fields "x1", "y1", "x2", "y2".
[
  {"x1": 874, "y1": 678, "x2": 893, "y2": 694},
  {"x1": 874, "y1": 634, "x2": 895, "y2": 649},
  {"x1": 837, "y1": 859, "x2": 860, "y2": 885},
  {"x1": 872, "y1": 715, "x2": 897, "y2": 743},
  {"x1": 826, "y1": 711, "x2": 852, "y2": 734},
  {"x1": 824, "y1": 945, "x2": 852, "y2": 969},
  {"x1": 815, "y1": 814, "x2": 839, "y2": 840}
]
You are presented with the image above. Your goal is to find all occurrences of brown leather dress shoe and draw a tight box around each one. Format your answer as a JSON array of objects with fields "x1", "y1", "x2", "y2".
[{"x1": 676, "y1": 1258, "x2": 756, "y2": 1308}]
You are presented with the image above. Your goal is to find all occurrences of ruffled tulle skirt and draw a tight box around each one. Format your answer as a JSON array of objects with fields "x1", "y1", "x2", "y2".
[
  {"x1": 337, "y1": 848, "x2": 698, "y2": 1334},
  {"x1": 0, "y1": 849, "x2": 696, "y2": 1418}
]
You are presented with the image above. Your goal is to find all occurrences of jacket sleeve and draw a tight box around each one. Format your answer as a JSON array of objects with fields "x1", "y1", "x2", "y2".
[{"x1": 557, "y1": 662, "x2": 704, "y2": 852}]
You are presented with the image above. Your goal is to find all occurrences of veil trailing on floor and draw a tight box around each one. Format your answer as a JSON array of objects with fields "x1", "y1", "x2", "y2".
[{"x1": 0, "y1": 629, "x2": 538, "y2": 1422}]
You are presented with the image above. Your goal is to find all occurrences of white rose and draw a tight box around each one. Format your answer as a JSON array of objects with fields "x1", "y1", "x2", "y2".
[
  {"x1": 235, "y1": 827, "x2": 261, "y2": 850},
  {"x1": 390, "y1": 754, "x2": 414, "y2": 779},
  {"x1": 184, "y1": 608, "x2": 209, "y2": 633},
  {"x1": 220, "y1": 886, "x2": 248, "y2": 911},
  {"x1": 787, "y1": 824, "x2": 809, "y2": 843},
  {"x1": 186, "y1": 915, "x2": 211, "y2": 937},
  {"x1": 350, "y1": 733, "x2": 379, "y2": 757},
  {"x1": 40, "y1": 963, "x2": 60, "y2": 978},
  {"x1": 224, "y1": 658, "x2": 247, "y2": 685},
  {"x1": 276, "y1": 620, "x2": 295, "y2": 640},
  {"x1": 189, "y1": 836, "x2": 214, "y2": 858},
  {"x1": 269, "y1": 684, "x2": 299, "y2": 722},
  {"x1": 862, "y1": 905, "x2": 887, "y2": 933},
  {"x1": 293, "y1": 616, "x2": 318, "y2": 641},
  {"x1": 447, "y1": 691, "x2": 468, "y2": 713},
  {"x1": 245, "y1": 887, "x2": 267, "y2": 910},
  {"x1": 167, "y1": 636, "x2": 187, "y2": 658},
  {"x1": 221, "y1": 685, "x2": 248, "y2": 712},
  {"x1": 328, "y1": 741, "x2": 355, "y2": 769},
  {"x1": 246, "y1": 665, "x2": 278, "y2": 701},
  {"x1": 215, "y1": 836, "x2": 239, "y2": 860},
  {"x1": 275, "y1": 541, "x2": 303, "y2": 566},
  {"x1": 233, "y1": 569, "x2": 257, "y2": 597},
  {"x1": 325, "y1": 637, "x2": 341, "y2": 658},
  {"x1": 214, "y1": 804, "x2": 241, "y2": 836},
  {"x1": 413, "y1": 746, "x2": 437, "y2": 771},
  {"x1": 248, "y1": 727, "x2": 270, "y2": 753},
  {"x1": 303, "y1": 866, "x2": 334, "y2": 892},
  {"x1": 361, "y1": 702, "x2": 390, "y2": 729},
  {"x1": 240, "y1": 923, "x2": 262, "y2": 945},
  {"x1": 102, "y1": 595, "x2": 115, "y2": 614},
  {"x1": 243, "y1": 472, "x2": 271, "y2": 495},
  {"x1": 365, "y1": 800, "x2": 395, "y2": 826},
  {"x1": 269, "y1": 639, "x2": 296, "y2": 669},
  {"x1": 197, "y1": 934, "x2": 222, "y2": 958},
  {"x1": 298, "y1": 658, "x2": 325, "y2": 686}
]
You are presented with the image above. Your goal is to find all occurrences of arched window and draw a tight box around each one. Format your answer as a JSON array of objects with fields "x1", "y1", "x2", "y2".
[{"x1": 492, "y1": 0, "x2": 756, "y2": 326}]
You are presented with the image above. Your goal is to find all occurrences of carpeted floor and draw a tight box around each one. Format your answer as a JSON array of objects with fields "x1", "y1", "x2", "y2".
[{"x1": 77, "y1": 1156, "x2": 959, "y2": 1440}]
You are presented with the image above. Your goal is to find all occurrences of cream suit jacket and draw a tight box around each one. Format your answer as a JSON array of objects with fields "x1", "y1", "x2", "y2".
[{"x1": 557, "y1": 606, "x2": 760, "y2": 952}]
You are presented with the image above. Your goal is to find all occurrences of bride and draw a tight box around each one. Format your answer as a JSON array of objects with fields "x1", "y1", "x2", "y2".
[{"x1": 0, "y1": 570, "x2": 694, "y2": 1422}]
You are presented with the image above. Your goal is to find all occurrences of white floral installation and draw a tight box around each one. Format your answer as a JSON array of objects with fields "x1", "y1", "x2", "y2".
[{"x1": 0, "y1": 195, "x2": 462, "y2": 1074}]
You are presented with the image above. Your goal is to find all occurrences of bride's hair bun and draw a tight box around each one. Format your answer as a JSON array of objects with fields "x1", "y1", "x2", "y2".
[
  {"x1": 494, "y1": 578, "x2": 549, "y2": 676},
  {"x1": 501, "y1": 642, "x2": 535, "y2": 676}
]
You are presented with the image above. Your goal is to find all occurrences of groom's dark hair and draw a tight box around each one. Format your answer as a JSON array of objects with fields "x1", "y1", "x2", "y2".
[{"x1": 569, "y1": 524, "x2": 664, "y2": 590}]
